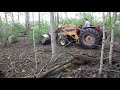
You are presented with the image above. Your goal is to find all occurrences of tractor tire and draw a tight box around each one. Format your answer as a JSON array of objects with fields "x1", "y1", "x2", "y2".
[
  {"x1": 58, "y1": 36, "x2": 69, "y2": 46},
  {"x1": 79, "y1": 28, "x2": 100, "y2": 49}
]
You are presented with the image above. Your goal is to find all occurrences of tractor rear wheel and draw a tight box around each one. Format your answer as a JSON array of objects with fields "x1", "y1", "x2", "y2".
[{"x1": 79, "y1": 28, "x2": 100, "y2": 49}]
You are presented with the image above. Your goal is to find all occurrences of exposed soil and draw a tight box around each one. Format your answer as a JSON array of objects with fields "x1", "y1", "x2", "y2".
[{"x1": 0, "y1": 36, "x2": 120, "y2": 78}]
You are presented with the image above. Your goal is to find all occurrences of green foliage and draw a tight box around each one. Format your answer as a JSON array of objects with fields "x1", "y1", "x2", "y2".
[
  {"x1": 11, "y1": 23, "x2": 25, "y2": 37},
  {"x1": 115, "y1": 29, "x2": 120, "y2": 37},
  {"x1": 0, "y1": 30, "x2": 10, "y2": 45},
  {"x1": 77, "y1": 12, "x2": 100, "y2": 25},
  {"x1": 59, "y1": 13, "x2": 100, "y2": 27},
  {"x1": 27, "y1": 21, "x2": 50, "y2": 44},
  {"x1": 0, "y1": 22, "x2": 25, "y2": 45},
  {"x1": 59, "y1": 18, "x2": 68, "y2": 24},
  {"x1": 0, "y1": 20, "x2": 3, "y2": 27}
]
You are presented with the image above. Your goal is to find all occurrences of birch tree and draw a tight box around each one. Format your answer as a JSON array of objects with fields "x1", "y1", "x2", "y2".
[
  {"x1": 11, "y1": 12, "x2": 14, "y2": 24},
  {"x1": 32, "y1": 12, "x2": 37, "y2": 69},
  {"x1": 99, "y1": 12, "x2": 106, "y2": 75},
  {"x1": 65, "y1": 12, "x2": 68, "y2": 19},
  {"x1": 4, "y1": 12, "x2": 8, "y2": 24},
  {"x1": 25, "y1": 12, "x2": 30, "y2": 33},
  {"x1": 108, "y1": 12, "x2": 112, "y2": 24},
  {"x1": 65, "y1": 12, "x2": 68, "y2": 24},
  {"x1": 0, "y1": 13, "x2": 2, "y2": 21},
  {"x1": 54, "y1": 12, "x2": 59, "y2": 27},
  {"x1": 109, "y1": 12, "x2": 117, "y2": 65},
  {"x1": 38, "y1": 12, "x2": 40, "y2": 29},
  {"x1": 57, "y1": 12, "x2": 59, "y2": 26},
  {"x1": 18, "y1": 12, "x2": 20, "y2": 23},
  {"x1": 50, "y1": 12, "x2": 57, "y2": 58}
]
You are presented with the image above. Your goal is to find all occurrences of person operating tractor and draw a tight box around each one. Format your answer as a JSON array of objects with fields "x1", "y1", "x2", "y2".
[{"x1": 83, "y1": 18, "x2": 91, "y2": 28}]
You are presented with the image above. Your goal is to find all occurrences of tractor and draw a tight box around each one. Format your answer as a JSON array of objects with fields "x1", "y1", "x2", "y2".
[{"x1": 41, "y1": 24, "x2": 107, "y2": 49}]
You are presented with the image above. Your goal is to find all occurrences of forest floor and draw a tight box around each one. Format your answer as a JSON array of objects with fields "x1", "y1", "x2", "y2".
[{"x1": 0, "y1": 36, "x2": 120, "y2": 78}]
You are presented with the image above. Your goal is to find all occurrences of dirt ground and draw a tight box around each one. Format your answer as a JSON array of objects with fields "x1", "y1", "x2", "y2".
[{"x1": 0, "y1": 36, "x2": 120, "y2": 78}]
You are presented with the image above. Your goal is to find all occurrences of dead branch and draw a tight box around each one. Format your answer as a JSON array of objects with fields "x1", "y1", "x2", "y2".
[
  {"x1": 37, "y1": 59, "x2": 77, "y2": 78},
  {"x1": 36, "y1": 52, "x2": 117, "y2": 78},
  {"x1": 105, "y1": 47, "x2": 120, "y2": 53},
  {"x1": 36, "y1": 40, "x2": 76, "y2": 77},
  {"x1": 38, "y1": 53, "x2": 112, "y2": 78}
]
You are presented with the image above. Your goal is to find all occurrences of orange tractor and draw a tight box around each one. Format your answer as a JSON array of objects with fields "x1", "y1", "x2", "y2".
[{"x1": 41, "y1": 24, "x2": 107, "y2": 49}]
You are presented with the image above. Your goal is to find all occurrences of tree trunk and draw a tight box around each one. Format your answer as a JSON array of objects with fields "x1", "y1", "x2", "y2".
[
  {"x1": 99, "y1": 12, "x2": 106, "y2": 75},
  {"x1": 54, "y1": 12, "x2": 59, "y2": 27},
  {"x1": 54, "y1": 12, "x2": 57, "y2": 27},
  {"x1": 0, "y1": 14, "x2": 2, "y2": 21},
  {"x1": 108, "y1": 12, "x2": 111, "y2": 24},
  {"x1": 38, "y1": 12, "x2": 40, "y2": 29},
  {"x1": 90, "y1": 12, "x2": 93, "y2": 24},
  {"x1": 18, "y1": 12, "x2": 20, "y2": 23},
  {"x1": 65, "y1": 12, "x2": 68, "y2": 24},
  {"x1": 41, "y1": 13, "x2": 43, "y2": 22},
  {"x1": 32, "y1": 12, "x2": 37, "y2": 70},
  {"x1": 4, "y1": 12, "x2": 8, "y2": 24},
  {"x1": 25, "y1": 12, "x2": 30, "y2": 33},
  {"x1": 50, "y1": 12, "x2": 57, "y2": 58},
  {"x1": 11, "y1": 12, "x2": 14, "y2": 24},
  {"x1": 109, "y1": 12, "x2": 117, "y2": 65},
  {"x1": 57, "y1": 12, "x2": 59, "y2": 26},
  {"x1": 65, "y1": 12, "x2": 67, "y2": 19}
]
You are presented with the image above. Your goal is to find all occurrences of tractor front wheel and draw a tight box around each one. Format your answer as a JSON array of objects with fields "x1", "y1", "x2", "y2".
[{"x1": 58, "y1": 36, "x2": 69, "y2": 46}]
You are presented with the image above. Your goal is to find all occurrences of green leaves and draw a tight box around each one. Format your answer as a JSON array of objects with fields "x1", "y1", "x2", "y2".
[
  {"x1": 0, "y1": 22, "x2": 25, "y2": 45},
  {"x1": 27, "y1": 21, "x2": 50, "y2": 44}
]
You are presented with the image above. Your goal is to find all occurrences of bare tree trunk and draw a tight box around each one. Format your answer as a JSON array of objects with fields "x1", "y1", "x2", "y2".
[
  {"x1": 65, "y1": 12, "x2": 67, "y2": 19},
  {"x1": 54, "y1": 12, "x2": 59, "y2": 27},
  {"x1": 108, "y1": 12, "x2": 112, "y2": 24},
  {"x1": 50, "y1": 12, "x2": 57, "y2": 58},
  {"x1": 90, "y1": 12, "x2": 93, "y2": 24},
  {"x1": 99, "y1": 12, "x2": 105, "y2": 75},
  {"x1": 0, "y1": 13, "x2": 2, "y2": 21},
  {"x1": 32, "y1": 12, "x2": 37, "y2": 69},
  {"x1": 38, "y1": 12, "x2": 40, "y2": 29},
  {"x1": 11, "y1": 12, "x2": 14, "y2": 24},
  {"x1": 41, "y1": 13, "x2": 43, "y2": 22},
  {"x1": 109, "y1": 12, "x2": 117, "y2": 65},
  {"x1": 54, "y1": 12, "x2": 57, "y2": 27},
  {"x1": 57, "y1": 12, "x2": 59, "y2": 26},
  {"x1": 25, "y1": 12, "x2": 30, "y2": 33},
  {"x1": 4, "y1": 12, "x2": 8, "y2": 24},
  {"x1": 65, "y1": 12, "x2": 68, "y2": 24},
  {"x1": 18, "y1": 12, "x2": 20, "y2": 23}
]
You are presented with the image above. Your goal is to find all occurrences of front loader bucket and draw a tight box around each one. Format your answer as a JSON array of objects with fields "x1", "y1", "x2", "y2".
[{"x1": 41, "y1": 33, "x2": 51, "y2": 45}]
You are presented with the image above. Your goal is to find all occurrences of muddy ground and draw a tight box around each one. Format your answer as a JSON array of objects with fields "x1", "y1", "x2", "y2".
[{"x1": 0, "y1": 36, "x2": 120, "y2": 78}]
